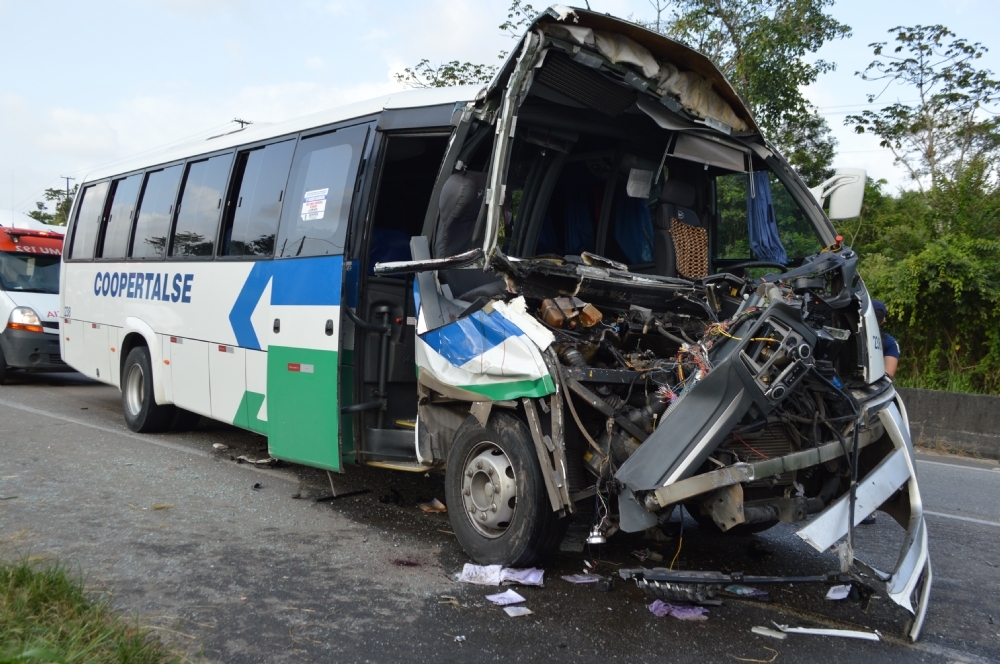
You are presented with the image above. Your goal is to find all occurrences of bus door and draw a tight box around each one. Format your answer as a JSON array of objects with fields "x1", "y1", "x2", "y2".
[{"x1": 261, "y1": 123, "x2": 372, "y2": 472}]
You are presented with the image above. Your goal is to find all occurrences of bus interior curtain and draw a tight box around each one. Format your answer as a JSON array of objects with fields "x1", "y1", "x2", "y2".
[
  {"x1": 747, "y1": 171, "x2": 788, "y2": 264},
  {"x1": 614, "y1": 193, "x2": 654, "y2": 264}
]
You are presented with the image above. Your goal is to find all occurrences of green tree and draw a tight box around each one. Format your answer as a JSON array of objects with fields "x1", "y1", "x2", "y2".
[
  {"x1": 395, "y1": 1, "x2": 540, "y2": 89},
  {"x1": 845, "y1": 25, "x2": 1000, "y2": 191},
  {"x1": 637, "y1": 0, "x2": 849, "y2": 183},
  {"x1": 27, "y1": 185, "x2": 77, "y2": 226}
]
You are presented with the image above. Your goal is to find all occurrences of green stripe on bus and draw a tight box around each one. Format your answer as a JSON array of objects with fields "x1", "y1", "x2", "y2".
[
  {"x1": 456, "y1": 374, "x2": 555, "y2": 401},
  {"x1": 233, "y1": 390, "x2": 268, "y2": 435}
]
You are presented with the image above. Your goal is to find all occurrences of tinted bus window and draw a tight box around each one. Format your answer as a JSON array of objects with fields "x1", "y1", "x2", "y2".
[
  {"x1": 98, "y1": 174, "x2": 143, "y2": 259},
  {"x1": 131, "y1": 164, "x2": 183, "y2": 260},
  {"x1": 171, "y1": 154, "x2": 232, "y2": 257},
  {"x1": 275, "y1": 125, "x2": 368, "y2": 258},
  {"x1": 220, "y1": 139, "x2": 295, "y2": 258},
  {"x1": 68, "y1": 181, "x2": 110, "y2": 260}
]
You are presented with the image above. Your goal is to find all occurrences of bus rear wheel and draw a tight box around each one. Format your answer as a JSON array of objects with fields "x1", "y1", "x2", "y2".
[
  {"x1": 445, "y1": 412, "x2": 564, "y2": 567},
  {"x1": 122, "y1": 346, "x2": 174, "y2": 433}
]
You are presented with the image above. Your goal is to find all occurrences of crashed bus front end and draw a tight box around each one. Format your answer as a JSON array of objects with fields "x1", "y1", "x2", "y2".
[{"x1": 377, "y1": 5, "x2": 930, "y2": 640}]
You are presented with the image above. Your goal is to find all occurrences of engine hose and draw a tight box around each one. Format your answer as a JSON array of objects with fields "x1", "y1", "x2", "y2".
[
  {"x1": 654, "y1": 321, "x2": 687, "y2": 346},
  {"x1": 559, "y1": 346, "x2": 589, "y2": 368},
  {"x1": 553, "y1": 359, "x2": 605, "y2": 459}
]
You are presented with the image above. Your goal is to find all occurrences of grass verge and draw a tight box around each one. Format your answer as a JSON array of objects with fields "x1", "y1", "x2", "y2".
[{"x1": 0, "y1": 559, "x2": 181, "y2": 663}]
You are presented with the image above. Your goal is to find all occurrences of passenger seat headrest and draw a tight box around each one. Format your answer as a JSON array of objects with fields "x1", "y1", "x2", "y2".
[{"x1": 660, "y1": 180, "x2": 696, "y2": 208}]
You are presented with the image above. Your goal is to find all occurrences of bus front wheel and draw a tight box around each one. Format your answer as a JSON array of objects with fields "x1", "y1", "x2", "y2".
[
  {"x1": 122, "y1": 346, "x2": 174, "y2": 433},
  {"x1": 445, "y1": 411, "x2": 565, "y2": 567}
]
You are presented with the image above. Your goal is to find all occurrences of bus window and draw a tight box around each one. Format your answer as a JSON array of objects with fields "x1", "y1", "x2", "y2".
[
  {"x1": 274, "y1": 124, "x2": 368, "y2": 258},
  {"x1": 713, "y1": 171, "x2": 822, "y2": 266},
  {"x1": 219, "y1": 139, "x2": 295, "y2": 258},
  {"x1": 97, "y1": 174, "x2": 142, "y2": 259},
  {"x1": 170, "y1": 154, "x2": 232, "y2": 258},
  {"x1": 131, "y1": 164, "x2": 183, "y2": 260},
  {"x1": 68, "y1": 181, "x2": 110, "y2": 260}
]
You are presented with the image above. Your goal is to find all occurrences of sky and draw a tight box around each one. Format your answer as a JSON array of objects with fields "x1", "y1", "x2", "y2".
[{"x1": 1, "y1": 0, "x2": 998, "y2": 216}]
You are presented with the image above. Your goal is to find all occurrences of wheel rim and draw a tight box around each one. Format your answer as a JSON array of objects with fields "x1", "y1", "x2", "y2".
[
  {"x1": 460, "y1": 441, "x2": 518, "y2": 538},
  {"x1": 125, "y1": 363, "x2": 145, "y2": 417}
]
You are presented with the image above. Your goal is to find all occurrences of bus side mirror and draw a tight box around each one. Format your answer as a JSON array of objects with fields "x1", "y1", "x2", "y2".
[{"x1": 809, "y1": 168, "x2": 866, "y2": 220}]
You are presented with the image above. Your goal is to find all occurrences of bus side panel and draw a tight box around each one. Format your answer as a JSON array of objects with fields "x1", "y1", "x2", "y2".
[
  {"x1": 244, "y1": 349, "x2": 268, "y2": 435},
  {"x1": 210, "y1": 343, "x2": 248, "y2": 429},
  {"x1": 62, "y1": 318, "x2": 85, "y2": 371},
  {"x1": 167, "y1": 337, "x2": 212, "y2": 418},
  {"x1": 82, "y1": 322, "x2": 111, "y2": 382}
]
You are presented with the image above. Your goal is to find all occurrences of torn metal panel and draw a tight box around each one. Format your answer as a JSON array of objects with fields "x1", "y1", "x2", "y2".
[{"x1": 795, "y1": 447, "x2": 911, "y2": 551}]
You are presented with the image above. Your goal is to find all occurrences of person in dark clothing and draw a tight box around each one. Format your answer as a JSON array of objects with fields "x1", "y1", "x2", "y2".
[{"x1": 872, "y1": 299, "x2": 899, "y2": 378}]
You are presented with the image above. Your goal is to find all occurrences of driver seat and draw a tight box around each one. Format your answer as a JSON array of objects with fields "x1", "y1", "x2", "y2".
[{"x1": 652, "y1": 180, "x2": 708, "y2": 279}]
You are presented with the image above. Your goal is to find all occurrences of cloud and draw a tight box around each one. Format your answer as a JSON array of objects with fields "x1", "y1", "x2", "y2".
[{"x1": 305, "y1": 56, "x2": 325, "y2": 71}]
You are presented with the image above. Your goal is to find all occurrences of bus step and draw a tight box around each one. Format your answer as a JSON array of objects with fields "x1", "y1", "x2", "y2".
[{"x1": 364, "y1": 427, "x2": 417, "y2": 463}]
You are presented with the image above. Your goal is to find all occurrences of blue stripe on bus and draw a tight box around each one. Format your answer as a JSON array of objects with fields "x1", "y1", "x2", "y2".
[
  {"x1": 229, "y1": 256, "x2": 343, "y2": 350},
  {"x1": 419, "y1": 308, "x2": 524, "y2": 368}
]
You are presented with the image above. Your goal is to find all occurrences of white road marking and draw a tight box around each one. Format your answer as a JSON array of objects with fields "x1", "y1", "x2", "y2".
[
  {"x1": 917, "y1": 458, "x2": 1000, "y2": 474},
  {"x1": 924, "y1": 510, "x2": 1000, "y2": 528}
]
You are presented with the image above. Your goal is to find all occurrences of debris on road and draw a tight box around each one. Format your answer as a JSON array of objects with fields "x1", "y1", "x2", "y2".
[
  {"x1": 731, "y1": 646, "x2": 779, "y2": 663},
  {"x1": 457, "y1": 564, "x2": 501, "y2": 585},
  {"x1": 418, "y1": 498, "x2": 447, "y2": 513},
  {"x1": 631, "y1": 549, "x2": 664, "y2": 562},
  {"x1": 503, "y1": 606, "x2": 533, "y2": 618},
  {"x1": 251, "y1": 483, "x2": 261, "y2": 491},
  {"x1": 501, "y1": 567, "x2": 544, "y2": 586},
  {"x1": 315, "y1": 489, "x2": 370, "y2": 502},
  {"x1": 648, "y1": 600, "x2": 709, "y2": 621},
  {"x1": 453, "y1": 635, "x2": 466, "y2": 643},
  {"x1": 772, "y1": 621, "x2": 879, "y2": 641},
  {"x1": 726, "y1": 585, "x2": 770, "y2": 600},
  {"x1": 456, "y1": 564, "x2": 545, "y2": 586},
  {"x1": 439, "y1": 596, "x2": 462, "y2": 609},
  {"x1": 825, "y1": 584, "x2": 852, "y2": 600},
  {"x1": 485, "y1": 589, "x2": 526, "y2": 606},
  {"x1": 212, "y1": 443, "x2": 228, "y2": 451},
  {"x1": 236, "y1": 455, "x2": 277, "y2": 466},
  {"x1": 379, "y1": 488, "x2": 402, "y2": 505},
  {"x1": 751, "y1": 626, "x2": 787, "y2": 640},
  {"x1": 150, "y1": 504, "x2": 174, "y2": 511},
  {"x1": 562, "y1": 574, "x2": 601, "y2": 584}
]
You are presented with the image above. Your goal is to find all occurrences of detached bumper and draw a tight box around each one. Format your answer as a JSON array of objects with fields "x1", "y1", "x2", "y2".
[{"x1": 0, "y1": 328, "x2": 67, "y2": 370}]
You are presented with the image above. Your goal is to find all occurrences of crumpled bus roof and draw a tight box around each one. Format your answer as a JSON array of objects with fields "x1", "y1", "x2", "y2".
[{"x1": 484, "y1": 5, "x2": 758, "y2": 134}]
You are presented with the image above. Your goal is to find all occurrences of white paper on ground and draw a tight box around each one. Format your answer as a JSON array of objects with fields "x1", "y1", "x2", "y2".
[
  {"x1": 500, "y1": 567, "x2": 544, "y2": 586},
  {"x1": 825, "y1": 584, "x2": 852, "y2": 600},
  {"x1": 503, "y1": 606, "x2": 534, "y2": 617},
  {"x1": 485, "y1": 589, "x2": 526, "y2": 606},
  {"x1": 457, "y1": 563, "x2": 502, "y2": 585}
]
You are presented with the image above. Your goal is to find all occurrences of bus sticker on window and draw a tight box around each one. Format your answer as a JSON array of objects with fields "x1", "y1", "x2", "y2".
[{"x1": 301, "y1": 188, "x2": 328, "y2": 221}]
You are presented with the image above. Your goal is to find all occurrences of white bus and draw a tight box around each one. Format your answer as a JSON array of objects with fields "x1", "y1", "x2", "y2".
[{"x1": 61, "y1": 6, "x2": 931, "y2": 638}]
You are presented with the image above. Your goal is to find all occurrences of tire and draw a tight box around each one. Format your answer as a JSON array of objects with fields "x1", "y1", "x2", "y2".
[
  {"x1": 0, "y1": 345, "x2": 7, "y2": 385},
  {"x1": 121, "y1": 346, "x2": 175, "y2": 433},
  {"x1": 445, "y1": 412, "x2": 564, "y2": 567}
]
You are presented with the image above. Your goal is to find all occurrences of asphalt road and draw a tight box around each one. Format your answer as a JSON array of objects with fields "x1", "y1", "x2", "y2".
[{"x1": 1, "y1": 371, "x2": 998, "y2": 663}]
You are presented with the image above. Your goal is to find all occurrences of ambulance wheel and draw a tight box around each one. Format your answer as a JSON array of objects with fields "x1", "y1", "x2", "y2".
[
  {"x1": 0, "y1": 346, "x2": 7, "y2": 385},
  {"x1": 122, "y1": 346, "x2": 174, "y2": 433},
  {"x1": 445, "y1": 412, "x2": 564, "y2": 567}
]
